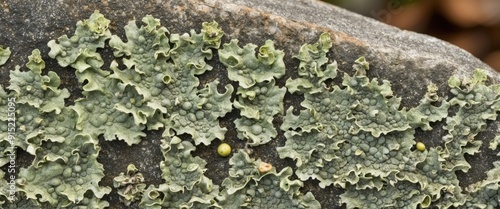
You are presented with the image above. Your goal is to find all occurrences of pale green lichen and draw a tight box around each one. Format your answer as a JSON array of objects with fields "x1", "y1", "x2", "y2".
[
  {"x1": 201, "y1": 21, "x2": 224, "y2": 48},
  {"x1": 343, "y1": 148, "x2": 465, "y2": 209},
  {"x1": 279, "y1": 38, "x2": 426, "y2": 189},
  {"x1": 440, "y1": 69, "x2": 500, "y2": 171},
  {"x1": 446, "y1": 69, "x2": 500, "y2": 137},
  {"x1": 5, "y1": 50, "x2": 71, "y2": 153},
  {"x1": 71, "y1": 85, "x2": 146, "y2": 145},
  {"x1": 279, "y1": 33, "x2": 500, "y2": 209},
  {"x1": 489, "y1": 135, "x2": 500, "y2": 155},
  {"x1": 0, "y1": 170, "x2": 10, "y2": 204},
  {"x1": 0, "y1": 85, "x2": 14, "y2": 174},
  {"x1": 139, "y1": 176, "x2": 220, "y2": 209},
  {"x1": 1, "y1": 11, "x2": 500, "y2": 209},
  {"x1": 233, "y1": 79, "x2": 286, "y2": 145},
  {"x1": 48, "y1": 11, "x2": 147, "y2": 145},
  {"x1": 219, "y1": 39, "x2": 286, "y2": 146},
  {"x1": 220, "y1": 149, "x2": 261, "y2": 195},
  {"x1": 108, "y1": 15, "x2": 171, "y2": 102},
  {"x1": 452, "y1": 137, "x2": 500, "y2": 209},
  {"x1": 113, "y1": 164, "x2": 147, "y2": 206},
  {"x1": 8, "y1": 49, "x2": 69, "y2": 114},
  {"x1": 163, "y1": 80, "x2": 233, "y2": 145},
  {"x1": 407, "y1": 83, "x2": 450, "y2": 130},
  {"x1": 286, "y1": 33, "x2": 338, "y2": 94},
  {"x1": 0, "y1": 45, "x2": 11, "y2": 65},
  {"x1": 460, "y1": 161, "x2": 500, "y2": 208},
  {"x1": 337, "y1": 67, "x2": 500, "y2": 209},
  {"x1": 217, "y1": 151, "x2": 321, "y2": 209},
  {"x1": 344, "y1": 57, "x2": 412, "y2": 136},
  {"x1": 159, "y1": 137, "x2": 207, "y2": 192},
  {"x1": 341, "y1": 180, "x2": 426, "y2": 209},
  {"x1": 2, "y1": 48, "x2": 109, "y2": 208},
  {"x1": 109, "y1": 14, "x2": 233, "y2": 145},
  {"x1": 18, "y1": 131, "x2": 110, "y2": 207},
  {"x1": 48, "y1": 10, "x2": 111, "y2": 92},
  {"x1": 219, "y1": 39, "x2": 286, "y2": 88},
  {"x1": 138, "y1": 137, "x2": 219, "y2": 208},
  {"x1": 47, "y1": 10, "x2": 111, "y2": 65}
]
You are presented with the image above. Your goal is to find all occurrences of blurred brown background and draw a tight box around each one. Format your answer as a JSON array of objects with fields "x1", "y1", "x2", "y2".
[{"x1": 322, "y1": 0, "x2": 500, "y2": 72}]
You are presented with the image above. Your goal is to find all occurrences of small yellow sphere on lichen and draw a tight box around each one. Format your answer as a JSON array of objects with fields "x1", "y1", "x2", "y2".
[
  {"x1": 217, "y1": 143, "x2": 231, "y2": 157},
  {"x1": 416, "y1": 142, "x2": 426, "y2": 152}
]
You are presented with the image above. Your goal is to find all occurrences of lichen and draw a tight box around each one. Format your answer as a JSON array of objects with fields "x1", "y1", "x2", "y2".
[
  {"x1": 407, "y1": 83, "x2": 449, "y2": 130},
  {"x1": 439, "y1": 69, "x2": 500, "y2": 172},
  {"x1": 0, "y1": 45, "x2": 11, "y2": 65},
  {"x1": 460, "y1": 161, "x2": 500, "y2": 208},
  {"x1": 217, "y1": 150, "x2": 321, "y2": 208},
  {"x1": 1, "y1": 10, "x2": 500, "y2": 209},
  {"x1": 219, "y1": 39, "x2": 285, "y2": 88},
  {"x1": 446, "y1": 69, "x2": 499, "y2": 137},
  {"x1": 18, "y1": 134, "x2": 111, "y2": 207},
  {"x1": 279, "y1": 33, "x2": 499, "y2": 209},
  {"x1": 139, "y1": 176, "x2": 220, "y2": 209},
  {"x1": 71, "y1": 85, "x2": 146, "y2": 145},
  {"x1": 341, "y1": 180, "x2": 425, "y2": 209},
  {"x1": 113, "y1": 164, "x2": 147, "y2": 206},
  {"x1": 279, "y1": 36, "x2": 427, "y2": 189},
  {"x1": 220, "y1": 40, "x2": 286, "y2": 146},
  {"x1": 159, "y1": 137, "x2": 207, "y2": 192},
  {"x1": 47, "y1": 10, "x2": 110, "y2": 62},
  {"x1": 341, "y1": 147, "x2": 466, "y2": 208},
  {"x1": 108, "y1": 15, "x2": 171, "y2": 103},
  {"x1": 5, "y1": 49, "x2": 71, "y2": 153},
  {"x1": 9, "y1": 49, "x2": 69, "y2": 114},
  {"x1": 233, "y1": 79, "x2": 286, "y2": 145},
  {"x1": 286, "y1": 33, "x2": 338, "y2": 94},
  {"x1": 138, "y1": 137, "x2": 220, "y2": 208},
  {"x1": 48, "y1": 11, "x2": 146, "y2": 145},
  {"x1": 109, "y1": 15, "x2": 233, "y2": 145}
]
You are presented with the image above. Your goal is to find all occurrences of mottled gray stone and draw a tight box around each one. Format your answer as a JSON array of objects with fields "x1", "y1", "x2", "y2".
[
  {"x1": 0, "y1": 0, "x2": 498, "y2": 208},
  {"x1": 231, "y1": 0, "x2": 495, "y2": 75}
]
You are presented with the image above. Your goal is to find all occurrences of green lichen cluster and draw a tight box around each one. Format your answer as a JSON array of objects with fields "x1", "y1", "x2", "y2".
[
  {"x1": 217, "y1": 151, "x2": 321, "y2": 208},
  {"x1": 0, "y1": 46, "x2": 110, "y2": 208},
  {"x1": 1, "y1": 10, "x2": 500, "y2": 208},
  {"x1": 113, "y1": 164, "x2": 146, "y2": 206},
  {"x1": 278, "y1": 34, "x2": 500, "y2": 208},
  {"x1": 219, "y1": 40, "x2": 286, "y2": 146},
  {"x1": 0, "y1": 11, "x2": 314, "y2": 208},
  {"x1": 138, "y1": 136, "x2": 219, "y2": 208}
]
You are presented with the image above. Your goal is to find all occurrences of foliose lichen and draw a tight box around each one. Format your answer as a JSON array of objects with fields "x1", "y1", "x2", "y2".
[
  {"x1": 458, "y1": 135, "x2": 500, "y2": 208},
  {"x1": 279, "y1": 35, "x2": 430, "y2": 190},
  {"x1": 217, "y1": 150, "x2": 321, "y2": 208},
  {"x1": 232, "y1": 79, "x2": 286, "y2": 146},
  {"x1": 0, "y1": 45, "x2": 11, "y2": 65},
  {"x1": 113, "y1": 164, "x2": 147, "y2": 206},
  {"x1": 109, "y1": 15, "x2": 233, "y2": 145},
  {"x1": 219, "y1": 40, "x2": 286, "y2": 146},
  {"x1": 138, "y1": 137, "x2": 220, "y2": 209},
  {"x1": 279, "y1": 33, "x2": 499, "y2": 208},
  {"x1": 1, "y1": 10, "x2": 499, "y2": 209}
]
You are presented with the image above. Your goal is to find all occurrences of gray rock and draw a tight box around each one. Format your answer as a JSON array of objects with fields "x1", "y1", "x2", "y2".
[{"x1": 0, "y1": 0, "x2": 498, "y2": 208}]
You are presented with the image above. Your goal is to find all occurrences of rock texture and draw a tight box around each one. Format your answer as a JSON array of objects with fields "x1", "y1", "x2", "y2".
[
  {"x1": 1, "y1": 0, "x2": 498, "y2": 102},
  {"x1": 0, "y1": 0, "x2": 499, "y2": 208}
]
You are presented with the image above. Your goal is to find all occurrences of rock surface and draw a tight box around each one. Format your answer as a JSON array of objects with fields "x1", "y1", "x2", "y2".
[{"x1": 0, "y1": 0, "x2": 499, "y2": 208}]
